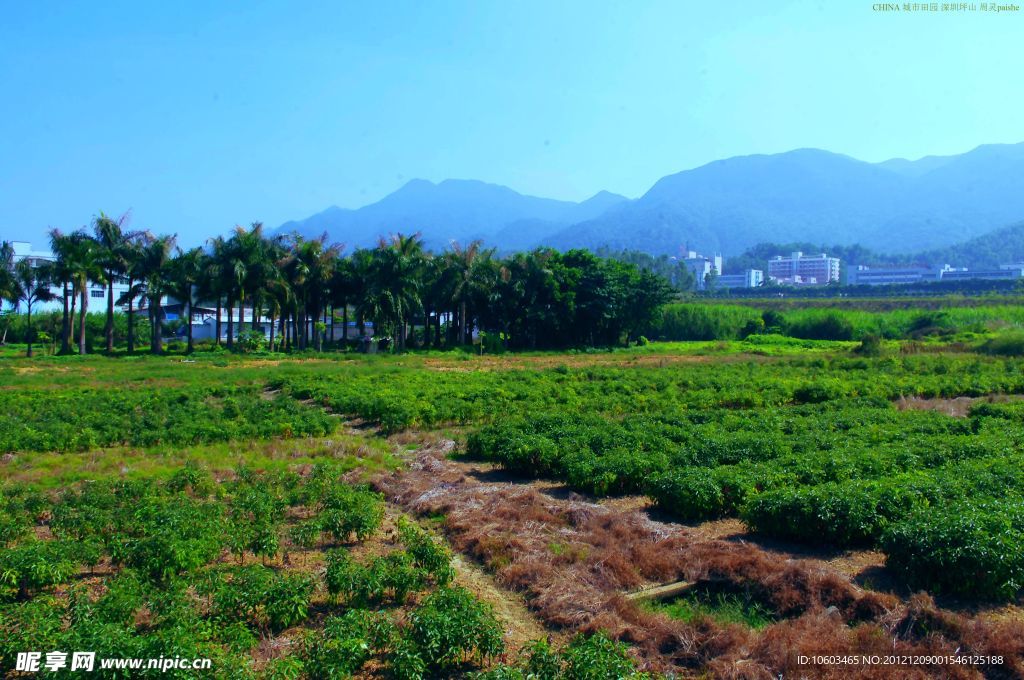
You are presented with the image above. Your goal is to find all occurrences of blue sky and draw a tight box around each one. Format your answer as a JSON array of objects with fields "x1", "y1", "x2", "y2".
[{"x1": 1, "y1": 1, "x2": 1021, "y2": 247}]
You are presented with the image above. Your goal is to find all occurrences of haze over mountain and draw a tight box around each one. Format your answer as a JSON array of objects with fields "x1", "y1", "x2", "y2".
[
  {"x1": 278, "y1": 142, "x2": 1024, "y2": 256},
  {"x1": 276, "y1": 179, "x2": 628, "y2": 252}
]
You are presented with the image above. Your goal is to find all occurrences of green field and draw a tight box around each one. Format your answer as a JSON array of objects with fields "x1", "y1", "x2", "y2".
[{"x1": 2, "y1": 330, "x2": 1023, "y2": 677}]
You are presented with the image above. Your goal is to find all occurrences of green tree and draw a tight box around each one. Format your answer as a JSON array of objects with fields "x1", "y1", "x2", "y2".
[
  {"x1": 7, "y1": 259, "x2": 55, "y2": 357},
  {"x1": 167, "y1": 247, "x2": 205, "y2": 354},
  {"x1": 61, "y1": 231, "x2": 105, "y2": 355},
  {"x1": 138, "y1": 235, "x2": 177, "y2": 354},
  {"x1": 117, "y1": 232, "x2": 151, "y2": 354},
  {"x1": 93, "y1": 211, "x2": 136, "y2": 354},
  {"x1": 46, "y1": 230, "x2": 78, "y2": 354}
]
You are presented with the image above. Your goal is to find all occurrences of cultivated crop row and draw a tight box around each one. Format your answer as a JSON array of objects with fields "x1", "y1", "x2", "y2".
[{"x1": 0, "y1": 465, "x2": 644, "y2": 678}]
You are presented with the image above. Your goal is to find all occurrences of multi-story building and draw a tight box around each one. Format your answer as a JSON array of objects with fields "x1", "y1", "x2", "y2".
[
  {"x1": 716, "y1": 269, "x2": 764, "y2": 289},
  {"x1": 845, "y1": 264, "x2": 1024, "y2": 286},
  {"x1": 847, "y1": 265, "x2": 943, "y2": 286},
  {"x1": 767, "y1": 252, "x2": 840, "y2": 285},
  {"x1": 682, "y1": 250, "x2": 723, "y2": 291},
  {"x1": 939, "y1": 267, "x2": 1024, "y2": 282},
  {"x1": 10, "y1": 241, "x2": 132, "y2": 311}
]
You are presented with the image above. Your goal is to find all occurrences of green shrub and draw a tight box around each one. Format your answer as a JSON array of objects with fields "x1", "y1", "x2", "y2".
[
  {"x1": 882, "y1": 501, "x2": 1024, "y2": 600},
  {"x1": 398, "y1": 520, "x2": 455, "y2": 585},
  {"x1": 980, "y1": 331, "x2": 1024, "y2": 357},
  {"x1": 0, "y1": 540, "x2": 80, "y2": 600},
  {"x1": 854, "y1": 334, "x2": 884, "y2": 357},
  {"x1": 786, "y1": 311, "x2": 855, "y2": 341},
  {"x1": 318, "y1": 486, "x2": 384, "y2": 543},
  {"x1": 742, "y1": 479, "x2": 925, "y2": 547},
  {"x1": 405, "y1": 587, "x2": 505, "y2": 670},
  {"x1": 304, "y1": 609, "x2": 393, "y2": 679}
]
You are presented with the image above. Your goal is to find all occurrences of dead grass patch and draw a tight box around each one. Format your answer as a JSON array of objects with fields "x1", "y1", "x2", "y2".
[{"x1": 375, "y1": 444, "x2": 1024, "y2": 676}]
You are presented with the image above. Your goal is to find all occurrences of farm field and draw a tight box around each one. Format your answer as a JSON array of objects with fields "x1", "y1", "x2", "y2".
[{"x1": 2, "y1": 335, "x2": 1024, "y2": 678}]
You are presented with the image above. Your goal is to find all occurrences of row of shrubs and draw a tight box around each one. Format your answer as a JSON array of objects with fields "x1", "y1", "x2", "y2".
[
  {"x1": 273, "y1": 353, "x2": 1024, "y2": 433},
  {"x1": 469, "y1": 401, "x2": 1024, "y2": 600},
  {"x1": 0, "y1": 385, "x2": 337, "y2": 452},
  {"x1": 1, "y1": 466, "x2": 648, "y2": 678},
  {"x1": 649, "y1": 303, "x2": 1024, "y2": 343}
]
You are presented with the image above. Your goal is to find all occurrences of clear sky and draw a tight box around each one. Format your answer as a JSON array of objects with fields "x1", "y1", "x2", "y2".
[{"x1": 1, "y1": 1, "x2": 1021, "y2": 247}]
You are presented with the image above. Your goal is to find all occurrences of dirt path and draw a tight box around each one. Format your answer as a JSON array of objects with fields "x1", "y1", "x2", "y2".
[{"x1": 449, "y1": 552, "x2": 554, "y2": 651}]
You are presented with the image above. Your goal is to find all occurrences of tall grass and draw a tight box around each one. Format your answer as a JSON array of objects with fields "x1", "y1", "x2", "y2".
[{"x1": 652, "y1": 303, "x2": 1024, "y2": 341}]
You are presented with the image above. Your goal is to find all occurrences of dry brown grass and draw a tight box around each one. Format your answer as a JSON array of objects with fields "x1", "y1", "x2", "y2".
[{"x1": 374, "y1": 445, "x2": 1024, "y2": 678}]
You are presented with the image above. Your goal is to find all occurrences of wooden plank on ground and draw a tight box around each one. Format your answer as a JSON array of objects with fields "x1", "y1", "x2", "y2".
[{"x1": 626, "y1": 580, "x2": 695, "y2": 601}]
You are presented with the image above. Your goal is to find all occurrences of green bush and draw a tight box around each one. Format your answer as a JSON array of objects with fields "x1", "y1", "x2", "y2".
[
  {"x1": 980, "y1": 331, "x2": 1024, "y2": 357},
  {"x1": 405, "y1": 586, "x2": 505, "y2": 670},
  {"x1": 882, "y1": 501, "x2": 1024, "y2": 600},
  {"x1": 304, "y1": 609, "x2": 394, "y2": 679},
  {"x1": 742, "y1": 479, "x2": 925, "y2": 547},
  {"x1": 0, "y1": 540, "x2": 80, "y2": 600}
]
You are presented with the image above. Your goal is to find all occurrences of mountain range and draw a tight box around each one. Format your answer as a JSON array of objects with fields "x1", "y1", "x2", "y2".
[{"x1": 277, "y1": 142, "x2": 1024, "y2": 257}]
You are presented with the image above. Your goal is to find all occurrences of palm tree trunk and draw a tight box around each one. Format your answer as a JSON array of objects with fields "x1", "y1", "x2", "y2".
[
  {"x1": 125, "y1": 277, "x2": 135, "y2": 353},
  {"x1": 269, "y1": 310, "x2": 276, "y2": 351},
  {"x1": 226, "y1": 296, "x2": 234, "y2": 350},
  {"x1": 105, "y1": 273, "x2": 115, "y2": 353},
  {"x1": 151, "y1": 296, "x2": 163, "y2": 354},
  {"x1": 238, "y1": 298, "x2": 244, "y2": 336},
  {"x1": 460, "y1": 300, "x2": 468, "y2": 344},
  {"x1": 69, "y1": 289, "x2": 78, "y2": 352},
  {"x1": 78, "y1": 287, "x2": 88, "y2": 355},
  {"x1": 215, "y1": 296, "x2": 222, "y2": 347},
  {"x1": 329, "y1": 305, "x2": 335, "y2": 347},
  {"x1": 25, "y1": 304, "x2": 33, "y2": 358},
  {"x1": 185, "y1": 293, "x2": 194, "y2": 355},
  {"x1": 342, "y1": 303, "x2": 349, "y2": 343},
  {"x1": 60, "y1": 281, "x2": 70, "y2": 354},
  {"x1": 251, "y1": 291, "x2": 260, "y2": 331}
]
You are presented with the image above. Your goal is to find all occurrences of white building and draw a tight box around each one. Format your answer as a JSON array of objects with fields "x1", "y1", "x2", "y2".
[
  {"x1": 849, "y1": 264, "x2": 1024, "y2": 286},
  {"x1": 681, "y1": 250, "x2": 723, "y2": 291},
  {"x1": 767, "y1": 252, "x2": 840, "y2": 285},
  {"x1": 847, "y1": 265, "x2": 942, "y2": 286},
  {"x1": 9, "y1": 241, "x2": 132, "y2": 311},
  {"x1": 716, "y1": 269, "x2": 764, "y2": 289}
]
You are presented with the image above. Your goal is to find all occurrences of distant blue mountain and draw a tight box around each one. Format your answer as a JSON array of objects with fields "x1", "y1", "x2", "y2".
[
  {"x1": 275, "y1": 179, "x2": 628, "y2": 251},
  {"x1": 544, "y1": 143, "x2": 1024, "y2": 255},
  {"x1": 278, "y1": 142, "x2": 1024, "y2": 255}
]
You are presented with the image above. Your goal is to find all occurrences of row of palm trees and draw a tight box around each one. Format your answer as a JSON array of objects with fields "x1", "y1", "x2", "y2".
[
  {"x1": 2, "y1": 215, "x2": 511, "y2": 356},
  {"x1": 3, "y1": 213, "x2": 673, "y2": 356}
]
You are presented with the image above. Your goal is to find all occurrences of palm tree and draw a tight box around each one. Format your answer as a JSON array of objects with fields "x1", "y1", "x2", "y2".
[
  {"x1": 8, "y1": 259, "x2": 55, "y2": 357},
  {"x1": 0, "y1": 242, "x2": 15, "y2": 346},
  {"x1": 217, "y1": 233, "x2": 247, "y2": 349},
  {"x1": 447, "y1": 240, "x2": 496, "y2": 345},
  {"x1": 168, "y1": 247, "x2": 205, "y2": 354},
  {"x1": 279, "y1": 234, "x2": 340, "y2": 350},
  {"x1": 93, "y1": 212, "x2": 136, "y2": 354},
  {"x1": 95, "y1": 213, "x2": 126, "y2": 352},
  {"x1": 47, "y1": 230, "x2": 78, "y2": 354},
  {"x1": 232, "y1": 222, "x2": 277, "y2": 332},
  {"x1": 138, "y1": 235, "x2": 176, "y2": 354},
  {"x1": 200, "y1": 236, "x2": 229, "y2": 347},
  {"x1": 61, "y1": 232, "x2": 104, "y2": 355},
  {"x1": 118, "y1": 232, "x2": 151, "y2": 354},
  {"x1": 363, "y1": 233, "x2": 425, "y2": 351},
  {"x1": 328, "y1": 256, "x2": 357, "y2": 345}
]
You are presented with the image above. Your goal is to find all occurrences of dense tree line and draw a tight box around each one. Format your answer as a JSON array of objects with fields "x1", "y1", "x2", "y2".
[
  {"x1": 593, "y1": 247, "x2": 697, "y2": 291},
  {"x1": 1, "y1": 214, "x2": 673, "y2": 356}
]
